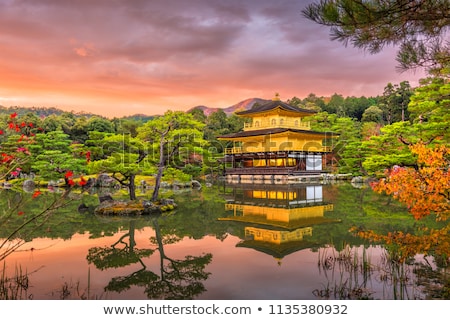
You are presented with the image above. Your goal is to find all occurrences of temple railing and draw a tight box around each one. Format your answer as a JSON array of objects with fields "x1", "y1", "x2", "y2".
[
  {"x1": 224, "y1": 146, "x2": 331, "y2": 154},
  {"x1": 243, "y1": 120, "x2": 310, "y2": 131}
]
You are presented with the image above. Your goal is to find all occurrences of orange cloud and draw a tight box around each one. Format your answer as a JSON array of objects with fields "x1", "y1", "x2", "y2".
[{"x1": 0, "y1": 0, "x2": 426, "y2": 118}]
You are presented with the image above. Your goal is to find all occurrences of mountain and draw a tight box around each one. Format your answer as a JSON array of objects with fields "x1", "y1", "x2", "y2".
[
  {"x1": 1, "y1": 97, "x2": 270, "y2": 120},
  {"x1": 188, "y1": 98, "x2": 270, "y2": 116}
]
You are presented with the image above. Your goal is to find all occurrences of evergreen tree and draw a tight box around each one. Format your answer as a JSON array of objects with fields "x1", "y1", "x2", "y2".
[{"x1": 137, "y1": 111, "x2": 206, "y2": 201}]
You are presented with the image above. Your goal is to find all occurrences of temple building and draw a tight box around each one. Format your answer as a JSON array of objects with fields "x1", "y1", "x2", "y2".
[{"x1": 218, "y1": 95, "x2": 334, "y2": 184}]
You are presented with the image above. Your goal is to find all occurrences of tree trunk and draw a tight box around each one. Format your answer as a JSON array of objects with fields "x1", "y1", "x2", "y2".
[
  {"x1": 152, "y1": 163, "x2": 164, "y2": 202},
  {"x1": 129, "y1": 173, "x2": 136, "y2": 201},
  {"x1": 151, "y1": 134, "x2": 166, "y2": 202}
]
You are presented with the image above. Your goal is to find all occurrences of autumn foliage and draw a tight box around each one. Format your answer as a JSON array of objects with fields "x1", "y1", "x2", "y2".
[
  {"x1": 1, "y1": 113, "x2": 88, "y2": 219},
  {"x1": 354, "y1": 143, "x2": 449, "y2": 262},
  {"x1": 371, "y1": 143, "x2": 449, "y2": 222}
]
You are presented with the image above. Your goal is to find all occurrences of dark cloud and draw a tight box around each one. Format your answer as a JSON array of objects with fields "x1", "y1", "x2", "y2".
[{"x1": 0, "y1": 0, "x2": 425, "y2": 116}]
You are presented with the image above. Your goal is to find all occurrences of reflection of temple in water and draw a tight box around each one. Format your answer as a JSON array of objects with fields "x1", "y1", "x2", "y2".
[{"x1": 220, "y1": 184, "x2": 340, "y2": 261}]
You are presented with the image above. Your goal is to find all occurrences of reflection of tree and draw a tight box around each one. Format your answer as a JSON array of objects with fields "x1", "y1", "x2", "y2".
[
  {"x1": 87, "y1": 220, "x2": 155, "y2": 269},
  {"x1": 87, "y1": 220, "x2": 156, "y2": 293},
  {"x1": 86, "y1": 218, "x2": 212, "y2": 299},
  {"x1": 146, "y1": 218, "x2": 212, "y2": 299}
]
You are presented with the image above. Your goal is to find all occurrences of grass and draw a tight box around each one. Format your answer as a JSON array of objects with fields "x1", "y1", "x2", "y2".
[
  {"x1": 0, "y1": 261, "x2": 30, "y2": 300},
  {"x1": 315, "y1": 244, "x2": 374, "y2": 299},
  {"x1": 315, "y1": 243, "x2": 449, "y2": 299},
  {"x1": 1, "y1": 262, "x2": 103, "y2": 300}
]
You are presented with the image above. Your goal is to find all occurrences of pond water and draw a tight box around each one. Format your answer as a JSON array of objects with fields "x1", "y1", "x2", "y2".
[{"x1": 0, "y1": 182, "x2": 447, "y2": 300}]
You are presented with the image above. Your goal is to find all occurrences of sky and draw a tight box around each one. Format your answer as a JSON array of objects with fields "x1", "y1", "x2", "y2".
[{"x1": 0, "y1": 0, "x2": 427, "y2": 118}]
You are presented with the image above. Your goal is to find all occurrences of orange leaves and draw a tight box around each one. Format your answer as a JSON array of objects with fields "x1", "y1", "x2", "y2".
[
  {"x1": 351, "y1": 226, "x2": 450, "y2": 263},
  {"x1": 410, "y1": 143, "x2": 449, "y2": 168},
  {"x1": 362, "y1": 142, "x2": 450, "y2": 261},
  {"x1": 372, "y1": 143, "x2": 449, "y2": 222}
]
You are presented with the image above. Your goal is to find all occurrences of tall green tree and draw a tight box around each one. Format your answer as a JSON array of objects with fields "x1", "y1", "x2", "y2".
[
  {"x1": 362, "y1": 73, "x2": 450, "y2": 174},
  {"x1": 88, "y1": 134, "x2": 152, "y2": 200},
  {"x1": 302, "y1": 0, "x2": 450, "y2": 73},
  {"x1": 187, "y1": 107, "x2": 207, "y2": 123},
  {"x1": 86, "y1": 116, "x2": 116, "y2": 134},
  {"x1": 204, "y1": 109, "x2": 229, "y2": 142},
  {"x1": 408, "y1": 76, "x2": 450, "y2": 142},
  {"x1": 379, "y1": 81, "x2": 413, "y2": 124},
  {"x1": 83, "y1": 131, "x2": 115, "y2": 161},
  {"x1": 303, "y1": 93, "x2": 327, "y2": 111},
  {"x1": 324, "y1": 93, "x2": 345, "y2": 114},
  {"x1": 137, "y1": 111, "x2": 206, "y2": 202},
  {"x1": 362, "y1": 106, "x2": 383, "y2": 123},
  {"x1": 30, "y1": 131, "x2": 87, "y2": 182},
  {"x1": 343, "y1": 96, "x2": 372, "y2": 120},
  {"x1": 305, "y1": 112, "x2": 365, "y2": 174}
]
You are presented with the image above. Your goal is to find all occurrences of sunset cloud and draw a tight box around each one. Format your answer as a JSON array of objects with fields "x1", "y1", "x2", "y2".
[{"x1": 0, "y1": 0, "x2": 426, "y2": 117}]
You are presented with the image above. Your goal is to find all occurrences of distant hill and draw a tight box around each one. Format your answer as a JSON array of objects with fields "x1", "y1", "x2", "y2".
[
  {"x1": 0, "y1": 97, "x2": 271, "y2": 120},
  {"x1": 0, "y1": 106, "x2": 155, "y2": 121},
  {"x1": 119, "y1": 114, "x2": 155, "y2": 122},
  {"x1": 0, "y1": 105, "x2": 100, "y2": 118},
  {"x1": 188, "y1": 98, "x2": 270, "y2": 116}
]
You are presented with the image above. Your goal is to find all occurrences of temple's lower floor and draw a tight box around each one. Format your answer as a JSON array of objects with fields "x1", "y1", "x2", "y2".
[{"x1": 222, "y1": 151, "x2": 328, "y2": 183}]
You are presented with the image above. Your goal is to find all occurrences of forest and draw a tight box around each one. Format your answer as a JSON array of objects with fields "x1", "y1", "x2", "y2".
[{"x1": 0, "y1": 76, "x2": 446, "y2": 184}]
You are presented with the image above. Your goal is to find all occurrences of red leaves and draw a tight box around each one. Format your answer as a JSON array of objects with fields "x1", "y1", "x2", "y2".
[
  {"x1": 85, "y1": 151, "x2": 91, "y2": 163},
  {"x1": 65, "y1": 171, "x2": 75, "y2": 186},
  {"x1": 65, "y1": 171, "x2": 73, "y2": 178},
  {"x1": 32, "y1": 190, "x2": 42, "y2": 198},
  {"x1": 78, "y1": 176, "x2": 87, "y2": 186},
  {"x1": 65, "y1": 171, "x2": 88, "y2": 188},
  {"x1": 1, "y1": 153, "x2": 14, "y2": 163}
]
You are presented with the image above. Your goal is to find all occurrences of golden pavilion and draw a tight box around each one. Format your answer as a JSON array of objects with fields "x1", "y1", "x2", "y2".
[{"x1": 218, "y1": 95, "x2": 333, "y2": 183}]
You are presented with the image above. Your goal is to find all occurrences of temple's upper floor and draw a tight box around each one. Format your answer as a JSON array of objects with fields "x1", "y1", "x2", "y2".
[{"x1": 235, "y1": 99, "x2": 316, "y2": 132}]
